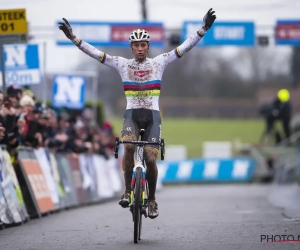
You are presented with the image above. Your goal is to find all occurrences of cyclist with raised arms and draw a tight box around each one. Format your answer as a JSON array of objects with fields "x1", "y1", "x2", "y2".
[{"x1": 58, "y1": 8, "x2": 216, "y2": 219}]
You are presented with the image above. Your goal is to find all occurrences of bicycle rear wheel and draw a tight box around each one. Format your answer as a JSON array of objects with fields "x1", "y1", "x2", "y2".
[{"x1": 134, "y1": 167, "x2": 142, "y2": 243}]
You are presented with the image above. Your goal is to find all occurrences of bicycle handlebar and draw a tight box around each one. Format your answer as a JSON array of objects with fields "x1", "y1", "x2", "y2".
[
  {"x1": 114, "y1": 137, "x2": 165, "y2": 161},
  {"x1": 118, "y1": 140, "x2": 162, "y2": 146}
]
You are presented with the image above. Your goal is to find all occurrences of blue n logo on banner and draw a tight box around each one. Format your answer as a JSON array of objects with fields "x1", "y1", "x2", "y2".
[
  {"x1": 52, "y1": 75, "x2": 86, "y2": 109},
  {"x1": 0, "y1": 44, "x2": 41, "y2": 86}
]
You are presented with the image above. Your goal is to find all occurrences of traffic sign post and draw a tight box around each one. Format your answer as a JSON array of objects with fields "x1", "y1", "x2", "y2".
[
  {"x1": 0, "y1": 45, "x2": 6, "y2": 94},
  {"x1": 0, "y1": 8, "x2": 28, "y2": 94}
]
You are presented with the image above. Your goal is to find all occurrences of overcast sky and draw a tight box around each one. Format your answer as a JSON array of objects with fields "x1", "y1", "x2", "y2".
[{"x1": 1, "y1": 0, "x2": 299, "y2": 72}]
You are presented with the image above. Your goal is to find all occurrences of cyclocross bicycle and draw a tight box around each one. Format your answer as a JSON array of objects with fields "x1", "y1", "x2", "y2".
[{"x1": 114, "y1": 129, "x2": 165, "y2": 244}]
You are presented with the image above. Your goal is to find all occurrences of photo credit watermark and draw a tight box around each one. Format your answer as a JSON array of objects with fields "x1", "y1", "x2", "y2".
[{"x1": 261, "y1": 235, "x2": 300, "y2": 243}]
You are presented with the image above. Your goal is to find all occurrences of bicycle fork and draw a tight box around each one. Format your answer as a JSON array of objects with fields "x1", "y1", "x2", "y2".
[{"x1": 130, "y1": 164, "x2": 148, "y2": 218}]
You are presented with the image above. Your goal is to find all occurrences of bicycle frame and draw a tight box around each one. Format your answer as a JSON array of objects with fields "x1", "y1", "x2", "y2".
[{"x1": 114, "y1": 137, "x2": 165, "y2": 209}]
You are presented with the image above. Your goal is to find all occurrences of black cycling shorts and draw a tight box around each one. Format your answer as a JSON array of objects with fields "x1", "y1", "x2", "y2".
[{"x1": 121, "y1": 108, "x2": 161, "y2": 149}]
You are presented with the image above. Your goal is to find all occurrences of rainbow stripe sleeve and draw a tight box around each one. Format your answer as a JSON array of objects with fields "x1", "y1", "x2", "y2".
[
  {"x1": 99, "y1": 53, "x2": 106, "y2": 63},
  {"x1": 123, "y1": 80, "x2": 161, "y2": 97}
]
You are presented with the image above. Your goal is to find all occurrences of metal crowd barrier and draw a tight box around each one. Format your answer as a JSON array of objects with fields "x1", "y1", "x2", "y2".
[
  {"x1": 251, "y1": 144, "x2": 300, "y2": 220},
  {"x1": 0, "y1": 145, "x2": 125, "y2": 229}
]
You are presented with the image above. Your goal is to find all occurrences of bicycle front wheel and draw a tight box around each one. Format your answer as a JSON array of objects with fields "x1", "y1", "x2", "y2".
[
  {"x1": 139, "y1": 180, "x2": 148, "y2": 240},
  {"x1": 134, "y1": 167, "x2": 142, "y2": 243}
]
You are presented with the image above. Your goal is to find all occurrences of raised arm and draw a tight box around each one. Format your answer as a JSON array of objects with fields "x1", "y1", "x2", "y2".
[
  {"x1": 154, "y1": 8, "x2": 216, "y2": 69},
  {"x1": 58, "y1": 18, "x2": 124, "y2": 69}
]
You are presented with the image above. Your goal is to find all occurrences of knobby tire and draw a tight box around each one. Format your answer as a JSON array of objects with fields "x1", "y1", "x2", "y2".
[{"x1": 134, "y1": 167, "x2": 142, "y2": 243}]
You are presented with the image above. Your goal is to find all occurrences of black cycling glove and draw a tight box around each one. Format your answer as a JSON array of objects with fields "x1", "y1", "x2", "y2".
[
  {"x1": 203, "y1": 8, "x2": 217, "y2": 30},
  {"x1": 58, "y1": 18, "x2": 74, "y2": 39}
]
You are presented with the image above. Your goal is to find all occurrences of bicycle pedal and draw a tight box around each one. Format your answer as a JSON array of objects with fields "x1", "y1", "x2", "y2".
[
  {"x1": 141, "y1": 208, "x2": 147, "y2": 218},
  {"x1": 142, "y1": 210, "x2": 147, "y2": 218}
]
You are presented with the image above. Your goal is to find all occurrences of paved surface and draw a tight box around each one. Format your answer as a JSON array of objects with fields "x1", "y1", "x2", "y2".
[
  {"x1": 269, "y1": 183, "x2": 300, "y2": 220},
  {"x1": 0, "y1": 184, "x2": 299, "y2": 250}
]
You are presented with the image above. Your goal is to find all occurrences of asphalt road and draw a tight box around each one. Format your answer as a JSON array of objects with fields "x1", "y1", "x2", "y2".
[{"x1": 0, "y1": 184, "x2": 299, "y2": 250}]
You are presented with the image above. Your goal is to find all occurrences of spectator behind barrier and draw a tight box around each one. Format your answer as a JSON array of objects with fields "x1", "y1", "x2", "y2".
[
  {"x1": 0, "y1": 85, "x2": 120, "y2": 165},
  {"x1": 0, "y1": 91, "x2": 19, "y2": 148},
  {"x1": 18, "y1": 95, "x2": 41, "y2": 148}
]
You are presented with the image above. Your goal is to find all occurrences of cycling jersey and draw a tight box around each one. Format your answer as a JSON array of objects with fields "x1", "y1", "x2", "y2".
[{"x1": 72, "y1": 28, "x2": 206, "y2": 111}]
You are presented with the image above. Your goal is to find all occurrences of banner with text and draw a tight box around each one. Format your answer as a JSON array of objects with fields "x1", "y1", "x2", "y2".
[
  {"x1": 0, "y1": 43, "x2": 41, "y2": 86},
  {"x1": 275, "y1": 20, "x2": 300, "y2": 45},
  {"x1": 52, "y1": 74, "x2": 86, "y2": 109},
  {"x1": 56, "y1": 21, "x2": 165, "y2": 47},
  {"x1": 181, "y1": 21, "x2": 255, "y2": 46}
]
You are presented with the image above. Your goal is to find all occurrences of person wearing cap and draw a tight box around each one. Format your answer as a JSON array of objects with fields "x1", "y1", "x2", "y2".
[
  {"x1": 18, "y1": 95, "x2": 41, "y2": 147},
  {"x1": 265, "y1": 89, "x2": 292, "y2": 142},
  {"x1": 19, "y1": 95, "x2": 35, "y2": 123},
  {"x1": 22, "y1": 87, "x2": 35, "y2": 99},
  {"x1": 7, "y1": 85, "x2": 22, "y2": 108}
]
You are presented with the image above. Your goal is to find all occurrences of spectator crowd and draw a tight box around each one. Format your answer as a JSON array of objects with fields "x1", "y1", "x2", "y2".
[{"x1": 0, "y1": 85, "x2": 117, "y2": 167}]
